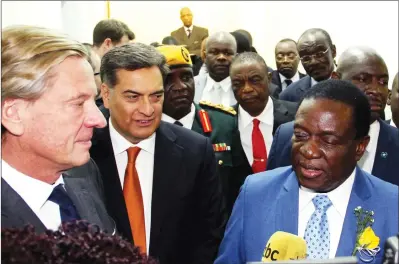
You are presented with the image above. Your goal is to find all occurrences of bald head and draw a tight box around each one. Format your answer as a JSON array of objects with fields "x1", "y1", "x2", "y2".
[
  {"x1": 180, "y1": 7, "x2": 193, "y2": 27},
  {"x1": 337, "y1": 46, "x2": 387, "y2": 75},
  {"x1": 205, "y1": 32, "x2": 237, "y2": 82},
  {"x1": 334, "y1": 46, "x2": 389, "y2": 123}
]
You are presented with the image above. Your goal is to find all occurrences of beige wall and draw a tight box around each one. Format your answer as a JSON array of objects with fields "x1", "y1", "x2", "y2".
[{"x1": 2, "y1": 1, "x2": 398, "y2": 85}]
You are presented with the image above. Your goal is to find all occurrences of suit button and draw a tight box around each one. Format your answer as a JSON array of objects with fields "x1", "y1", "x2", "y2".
[{"x1": 218, "y1": 160, "x2": 223, "y2": 165}]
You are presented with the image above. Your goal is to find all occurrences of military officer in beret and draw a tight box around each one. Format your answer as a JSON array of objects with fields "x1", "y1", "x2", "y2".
[{"x1": 157, "y1": 45, "x2": 240, "y2": 215}]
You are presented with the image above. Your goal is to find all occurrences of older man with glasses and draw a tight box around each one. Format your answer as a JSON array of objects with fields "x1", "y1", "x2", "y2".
[{"x1": 279, "y1": 28, "x2": 337, "y2": 102}]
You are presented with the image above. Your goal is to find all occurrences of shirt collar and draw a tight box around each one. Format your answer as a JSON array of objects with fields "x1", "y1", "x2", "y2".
[
  {"x1": 184, "y1": 25, "x2": 193, "y2": 31},
  {"x1": 279, "y1": 72, "x2": 300, "y2": 84},
  {"x1": 1, "y1": 159, "x2": 65, "y2": 214},
  {"x1": 299, "y1": 167, "x2": 356, "y2": 217},
  {"x1": 238, "y1": 97, "x2": 274, "y2": 128},
  {"x1": 109, "y1": 117, "x2": 156, "y2": 155},
  {"x1": 366, "y1": 120, "x2": 380, "y2": 152},
  {"x1": 161, "y1": 103, "x2": 195, "y2": 129},
  {"x1": 205, "y1": 74, "x2": 232, "y2": 93}
]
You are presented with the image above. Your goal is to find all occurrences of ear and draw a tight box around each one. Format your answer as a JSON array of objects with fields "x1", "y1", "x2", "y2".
[
  {"x1": 355, "y1": 136, "x2": 370, "y2": 161},
  {"x1": 104, "y1": 38, "x2": 113, "y2": 48},
  {"x1": 387, "y1": 91, "x2": 392, "y2": 105},
  {"x1": 331, "y1": 71, "x2": 341, "y2": 80},
  {"x1": 1, "y1": 99, "x2": 29, "y2": 136},
  {"x1": 331, "y1": 44, "x2": 337, "y2": 58},
  {"x1": 101, "y1": 83, "x2": 111, "y2": 109}
]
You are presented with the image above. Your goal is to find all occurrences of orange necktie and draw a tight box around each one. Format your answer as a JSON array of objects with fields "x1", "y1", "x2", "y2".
[{"x1": 123, "y1": 147, "x2": 146, "y2": 254}]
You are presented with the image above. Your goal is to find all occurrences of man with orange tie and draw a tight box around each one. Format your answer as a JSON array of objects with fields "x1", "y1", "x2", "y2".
[
  {"x1": 228, "y1": 52, "x2": 297, "y2": 203},
  {"x1": 89, "y1": 43, "x2": 226, "y2": 264}
]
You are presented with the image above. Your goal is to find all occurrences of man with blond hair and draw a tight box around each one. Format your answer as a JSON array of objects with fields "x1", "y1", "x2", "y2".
[{"x1": 1, "y1": 25, "x2": 115, "y2": 234}]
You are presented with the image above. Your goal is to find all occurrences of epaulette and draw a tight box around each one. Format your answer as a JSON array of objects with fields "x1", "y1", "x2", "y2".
[{"x1": 199, "y1": 101, "x2": 237, "y2": 115}]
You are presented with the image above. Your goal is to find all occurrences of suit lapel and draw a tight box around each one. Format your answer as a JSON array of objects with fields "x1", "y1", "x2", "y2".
[
  {"x1": 150, "y1": 122, "x2": 184, "y2": 254},
  {"x1": 274, "y1": 171, "x2": 299, "y2": 234},
  {"x1": 90, "y1": 125, "x2": 133, "y2": 241},
  {"x1": 372, "y1": 119, "x2": 392, "y2": 177},
  {"x1": 272, "y1": 98, "x2": 290, "y2": 134},
  {"x1": 299, "y1": 76, "x2": 312, "y2": 92},
  {"x1": 63, "y1": 172, "x2": 108, "y2": 231},
  {"x1": 1, "y1": 178, "x2": 47, "y2": 233},
  {"x1": 336, "y1": 167, "x2": 373, "y2": 257}
]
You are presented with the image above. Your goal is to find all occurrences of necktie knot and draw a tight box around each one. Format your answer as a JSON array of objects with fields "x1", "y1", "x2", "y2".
[
  {"x1": 174, "y1": 120, "x2": 184, "y2": 126},
  {"x1": 127, "y1": 147, "x2": 141, "y2": 164},
  {"x1": 253, "y1": 118, "x2": 260, "y2": 127},
  {"x1": 285, "y1": 79, "x2": 293, "y2": 86},
  {"x1": 48, "y1": 184, "x2": 80, "y2": 222},
  {"x1": 312, "y1": 195, "x2": 332, "y2": 212}
]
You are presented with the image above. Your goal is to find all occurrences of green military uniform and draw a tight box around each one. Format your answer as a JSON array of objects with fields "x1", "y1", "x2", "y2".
[
  {"x1": 156, "y1": 44, "x2": 242, "y2": 215},
  {"x1": 191, "y1": 101, "x2": 241, "y2": 215}
]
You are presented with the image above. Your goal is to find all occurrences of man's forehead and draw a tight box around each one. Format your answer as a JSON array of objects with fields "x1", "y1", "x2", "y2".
[
  {"x1": 208, "y1": 40, "x2": 234, "y2": 49},
  {"x1": 276, "y1": 41, "x2": 297, "y2": 51},
  {"x1": 298, "y1": 33, "x2": 329, "y2": 47}
]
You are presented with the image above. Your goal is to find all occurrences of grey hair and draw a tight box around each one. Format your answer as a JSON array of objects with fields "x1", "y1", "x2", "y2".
[
  {"x1": 100, "y1": 42, "x2": 170, "y2": 87},
  {"x1": 230, "y1": 51, "x2": 268, "y2": 72}
]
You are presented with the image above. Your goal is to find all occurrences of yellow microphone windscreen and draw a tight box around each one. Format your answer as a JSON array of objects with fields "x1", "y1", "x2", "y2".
[{"x1": 261, "y1": 231, "x2": 307, "y2": 261}]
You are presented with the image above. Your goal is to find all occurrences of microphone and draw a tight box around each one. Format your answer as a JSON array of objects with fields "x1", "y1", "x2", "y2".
[
  {"x1": 261, "y1": 231, "x2": 307, "y2": 261},
  {"x1": 383, "y1": 234, "x2": 399, "y2": 264}
]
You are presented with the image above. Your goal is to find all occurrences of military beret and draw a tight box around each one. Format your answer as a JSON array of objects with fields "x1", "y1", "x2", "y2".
[{"x1": 156, "y1": 45, "x2": 192, "y2": 68}]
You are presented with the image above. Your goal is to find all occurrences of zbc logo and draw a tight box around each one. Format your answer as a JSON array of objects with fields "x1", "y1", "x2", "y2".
[{"x1": 263, "y1": 243, "x2": 279, "y2": 261}]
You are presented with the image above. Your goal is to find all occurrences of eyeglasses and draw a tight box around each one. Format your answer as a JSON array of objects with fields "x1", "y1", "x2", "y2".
[
  {"x1": 275, "y1": 53, "x2": 297, "y2": 62},
  {"x1": 300, "y1": 48, "x2": 329, "y2": 64}
]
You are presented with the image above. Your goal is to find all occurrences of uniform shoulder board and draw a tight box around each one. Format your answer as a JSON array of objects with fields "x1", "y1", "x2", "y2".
[{"x1": 199, "y1": 101, "x2": 237, "y2": 116}]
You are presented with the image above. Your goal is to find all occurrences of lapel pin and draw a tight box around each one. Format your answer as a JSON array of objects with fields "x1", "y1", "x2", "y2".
[{"x1": 381, "y1": 152, "x2": 388, "y2": 158}]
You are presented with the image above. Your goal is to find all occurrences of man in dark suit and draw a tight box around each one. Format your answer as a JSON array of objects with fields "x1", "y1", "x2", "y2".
[
  {"x1": 269, "y1": 38, "x2": 306, "y2": 98},
  {"x1": 1, "y1": 25, "x2": 114, "y2": 233},
  {"x1": 268, "y1": 46, "x2": 399, "y2": 186},
  {"x1": 279, "y1": 28, "x2": 337, "y2": 102},
  {"x1": 227, "y1": 52, "x2": 297, "y2": 211},
  {"x1": 216, "y1": 79, "x2": 398, "y2": 264},
  {"x1": 171, "y1": 7, "x2": 208, "y2": 57},
  {"x1": 90, "y1": 43, "x2": 226, "y2": 264}
]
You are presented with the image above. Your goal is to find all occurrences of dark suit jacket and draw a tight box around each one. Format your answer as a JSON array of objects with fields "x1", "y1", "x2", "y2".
[
  {"x1": 279, "y1": 75, "x2": 312, "y2": 102},
  {"x1": 269, "y1": 70, "x2": 307, "y2": 99},
  {"x1": 267, "y1": 119, "x2": 399, "y2": 186},
  {"x1": 171, "y1": 25, "x2": 208, "y2": 57},
  {"x1": 227, "y1": 98, "x2": 298, "y2": 213},
  {"x1": 90, "y1": 108, "x2": 226, "y2": 264},
  {"x1": 1, "y1": 159, "x2": 115, "y2": 234}
]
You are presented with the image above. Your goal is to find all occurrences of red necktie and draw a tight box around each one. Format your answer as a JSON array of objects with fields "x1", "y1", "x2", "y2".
[
  {"x1": 252, "y1": 119, "x2": 267, "y2": 173},
  {"x1": 123, "y1": 147, "x2": 146, "y2": 254}
]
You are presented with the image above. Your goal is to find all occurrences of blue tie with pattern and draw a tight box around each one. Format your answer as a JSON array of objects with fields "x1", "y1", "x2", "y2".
[
  {"x1": 48, "y1": 184, "x2": 81, "y2": 223},
  {"x1": 304, "y1": 195, "x2": 332, "y2": 259}
]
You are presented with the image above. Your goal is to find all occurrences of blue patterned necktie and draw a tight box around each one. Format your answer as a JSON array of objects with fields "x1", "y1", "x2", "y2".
[
  {"x1": 304, "y1": 195, "x2": 332, "y2": 259},
  {"x1": 48, "y1": 184, "x2": 81, "y2": 223}
]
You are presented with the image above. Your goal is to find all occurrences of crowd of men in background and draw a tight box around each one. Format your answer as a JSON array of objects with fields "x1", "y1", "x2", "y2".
[{"x1": 1, "y1": 6, "x2": 398, "y2": 264}]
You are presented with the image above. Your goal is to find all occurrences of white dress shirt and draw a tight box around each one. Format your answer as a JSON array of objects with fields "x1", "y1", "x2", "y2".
[
  {"x1": 238, "y1": 97, "x2": 274, "y2": 165},
  {"x1": 162, "y1": 103, "x2": 195, "y2": 129},
  {"x1": 358, "y1": 120, "x2": 380, "y2": 174},
  {"x1": 391, "y1": 121, "x2": 397, "y2": 128},
  {"x1": 2, "y1": 159, "x2": 65, "y2": 231},
  {"x1": 109, "y1": 118, "x2": 155, "y2": 252},
  {"x1": 298, "y1": 168, "x2": 356, "y2": 258},
  {"x1": 184, "y1": 25, "x2": 193, "y2": 36},
  {"x1": 280, "y1": 72, "x2": 300, "y2": 90},
  {"x1": 201, "y1": 74, "x2": 237, "y2": 107}
]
